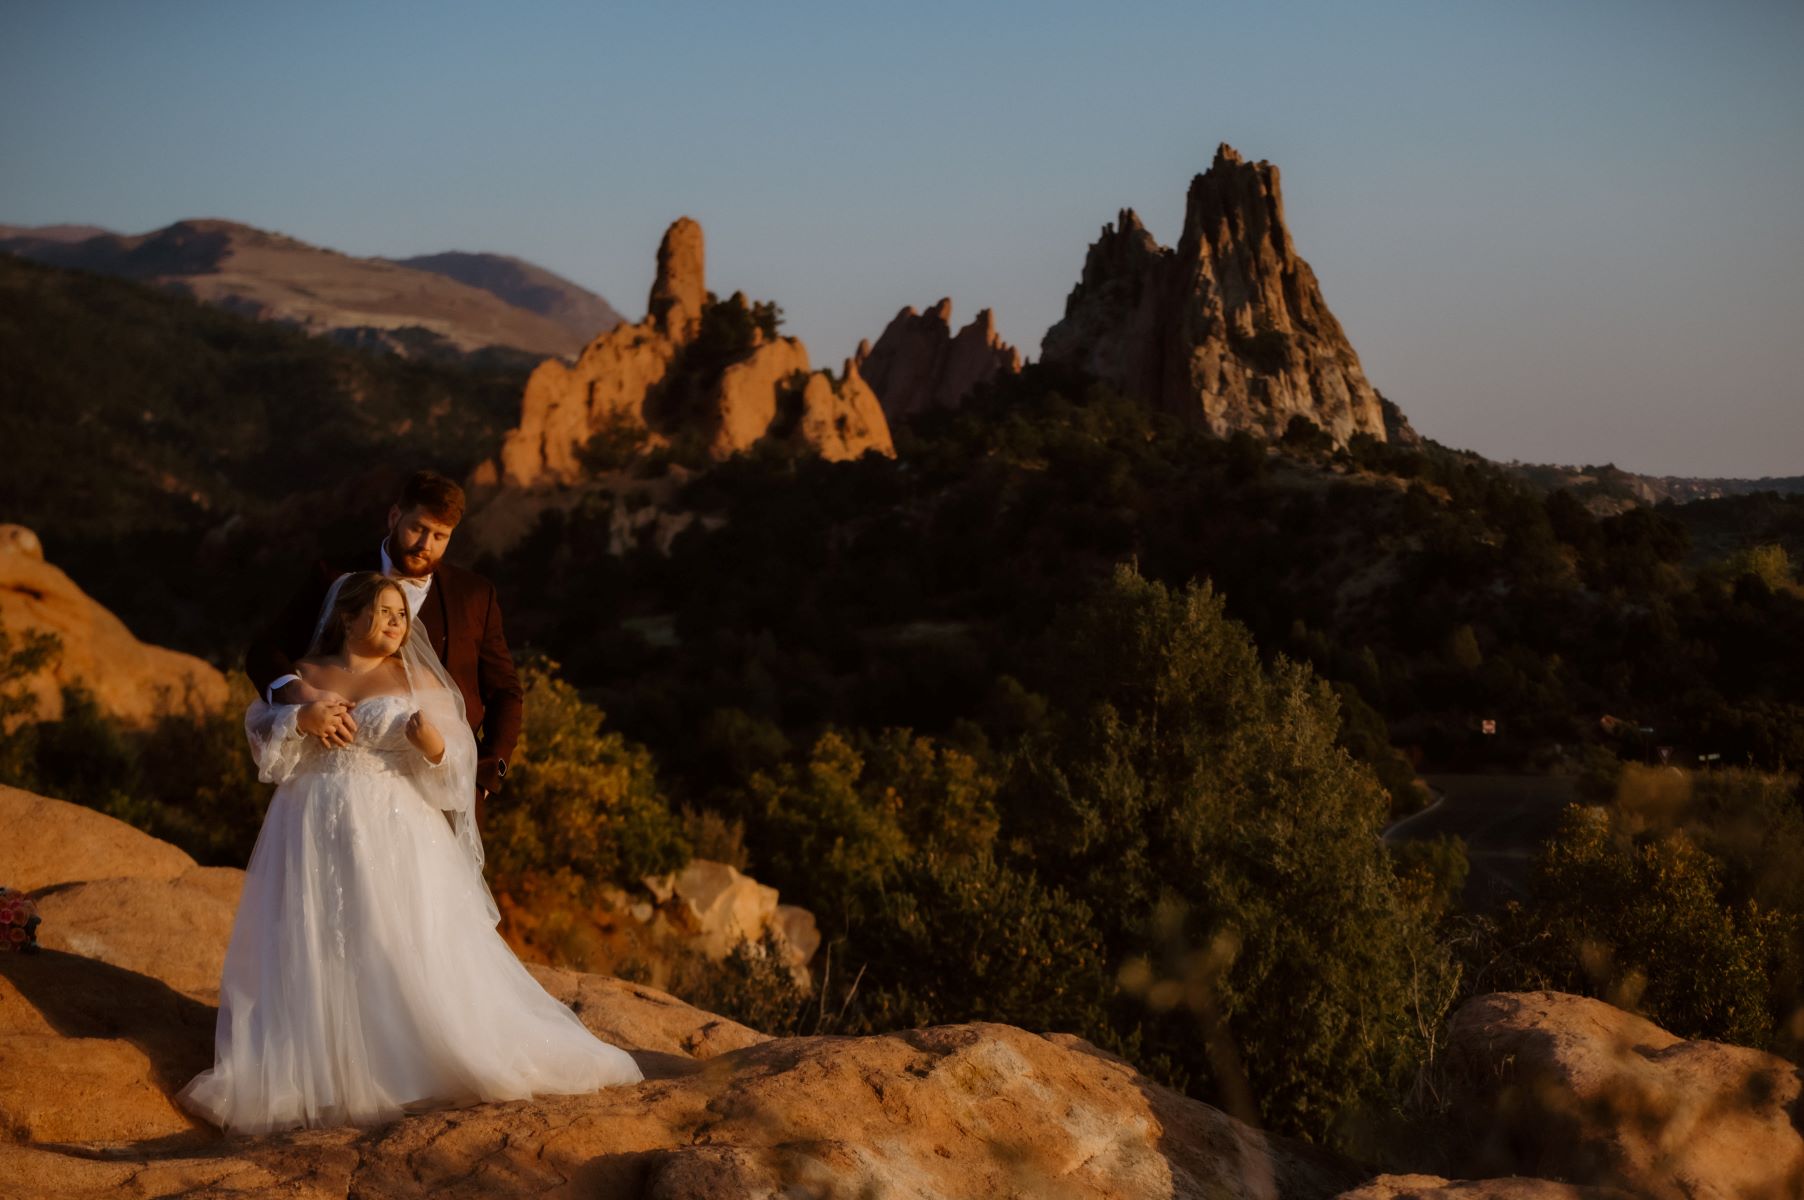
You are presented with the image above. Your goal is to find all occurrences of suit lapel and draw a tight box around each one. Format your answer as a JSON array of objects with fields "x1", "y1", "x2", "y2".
[{"x1": 424, "y1": 572, "x2": 450, "y2": 663}]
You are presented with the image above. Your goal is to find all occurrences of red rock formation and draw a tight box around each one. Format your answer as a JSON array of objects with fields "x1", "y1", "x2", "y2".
[
  {"x1": 494, "y1": 219, "x2": 703, "y2": 487},
  {"x1": 703, "y1": 333, "x2": 812, "y2": 459},
  {"x1": 793, "y1": 358, "x2": 893, "y2": 462},
  {"x1": 0, "y1": 524, "x2": 229, "y2": 726},
  {"x1": 856, "y1": 297, "x2": 1022, "y2": 420},
  {"x1": 487, "y1": 218, "x2": 892, "y2": 494},
  {"x1": 1042, "y1": 144, "x2": 1391, "y2": 446},
  {"x1": 647, "y1": 216, "x2": 706, "y2": 341}
]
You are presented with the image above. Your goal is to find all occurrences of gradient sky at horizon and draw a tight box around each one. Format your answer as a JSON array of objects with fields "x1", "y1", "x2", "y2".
[{"x1": 3, "y1": 0, "x2": 1799, "y2": 477}]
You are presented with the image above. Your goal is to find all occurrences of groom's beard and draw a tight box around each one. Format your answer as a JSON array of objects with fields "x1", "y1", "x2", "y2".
[{"x1": 385, "y1": 537, "x2": 438, "y2": 578}]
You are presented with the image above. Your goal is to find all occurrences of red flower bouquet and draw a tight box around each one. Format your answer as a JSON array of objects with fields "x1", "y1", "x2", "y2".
[{"x1": 0, "y1": 887, "x2": 41, "y2": 953}]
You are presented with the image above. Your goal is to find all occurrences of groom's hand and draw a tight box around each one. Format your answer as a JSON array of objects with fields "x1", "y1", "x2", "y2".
[{"x1": 297, "y1": 699, "x2": 357, "y2": 748}]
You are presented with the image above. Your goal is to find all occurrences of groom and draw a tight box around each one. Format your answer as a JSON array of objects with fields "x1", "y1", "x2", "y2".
[{"x1": 244, "y1": 470, "x2": 524, "y2": 811}]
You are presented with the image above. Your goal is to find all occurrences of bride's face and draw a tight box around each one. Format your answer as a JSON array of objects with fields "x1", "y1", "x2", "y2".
[{"x1": 346, "y1": 586, "x2": 409, "y2": 657}]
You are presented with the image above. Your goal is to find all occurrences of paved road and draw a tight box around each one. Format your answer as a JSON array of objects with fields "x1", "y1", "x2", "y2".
[{"x1": 1384, "y1": 773, "x2": 1582, "y2": 911}]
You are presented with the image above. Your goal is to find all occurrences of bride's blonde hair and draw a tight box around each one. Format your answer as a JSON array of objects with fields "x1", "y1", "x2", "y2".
[{"x1": 310, "y1": 572, "x2": 410, "y2": 658}]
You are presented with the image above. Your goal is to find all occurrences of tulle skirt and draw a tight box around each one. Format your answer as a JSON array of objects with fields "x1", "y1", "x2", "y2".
[{"x1": 178, "y1": 763, "x2": 643, "y2": 1134}]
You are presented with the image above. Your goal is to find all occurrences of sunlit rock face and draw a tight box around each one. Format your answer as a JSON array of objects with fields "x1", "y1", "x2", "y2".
[
  {"x1": 0, "y1": 523, "x2": 229, "y2": 726},
  {"x1": 1437, "y1": 990, "x2": 1804, "y2": 1200},
  {"x1": 1042, "y1": 143, "x2": 1390, "y2": 447},
  {"x1": 491, "y1": 216, "x2": 892, "y2": 493}
]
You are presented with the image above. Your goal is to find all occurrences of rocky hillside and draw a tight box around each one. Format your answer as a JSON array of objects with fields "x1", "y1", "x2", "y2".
[
  {"x1": 0, "y1": 219, "x2": 615, "y2": 360},
  {"x1": 389, "y1": 250, "x2": 626, "y2": 345},
  {"x1": 1042, "y1": 143, "x2": 1390, "y2": 447},
  {"x1": 4, "y1": 782, "x2": 1799, "y2": 1197},
  {"x1": 0, "y1": 250, "x2": 528, "y2": 653}
]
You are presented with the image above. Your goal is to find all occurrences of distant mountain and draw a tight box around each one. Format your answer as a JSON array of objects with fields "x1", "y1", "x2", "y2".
[
  {"x1": 0, "y1": 251, "x2": 529, "y2": 653},
  {"x1": 0, "y1": 219, "x2": 620, "y2": 360},
  {"x1": 1505, "y1": 460, "x2": 1804, "y2": 512},
  {"x1": 389, "y1": 250, "x2": 624, "y2": 346},
  {"x1": 0, "y1": 222, "x2": 113, "y2": 243}
]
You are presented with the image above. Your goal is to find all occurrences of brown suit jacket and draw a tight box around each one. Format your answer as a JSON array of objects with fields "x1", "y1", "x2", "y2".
[{"x1": 243, "y1": 549, "x2": 524, "y2": 792}]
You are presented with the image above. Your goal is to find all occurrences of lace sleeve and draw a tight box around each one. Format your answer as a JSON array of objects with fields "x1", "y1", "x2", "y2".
[
  {"x1": 401, "y1": 687, "x2": 475, "y2": 801},
  {"x1": 245, "y1": 700, "x2": 309, "y2": 784}
]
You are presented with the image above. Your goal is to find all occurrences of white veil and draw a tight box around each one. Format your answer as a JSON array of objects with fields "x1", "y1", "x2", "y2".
[{"x1": 307, "y1": 572, "x2": 499, "y2": 924}]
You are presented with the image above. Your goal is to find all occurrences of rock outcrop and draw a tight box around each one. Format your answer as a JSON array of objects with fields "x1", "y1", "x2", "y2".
[
  {"x1": 1041, "y1": 144, "x2": 1391, "y2": 447},
  {"x1": 1439, "y1": 991, "x2": 1804, "y2": 1200},
  {"x1": 641, "y1": 859, "x2": 820, "y2": 971},
  {"x1": 646, "y1": 216, "x2": 706, "y2": 341},
  {"x1": 499, "y1": 857, "x2": 821, "y2": 993},
  {"x1": 0, "y1": 785, "x2": 1366, "y2": 1199},
  {"x1": 792, "y1": 357, "x2": 895, "y2": 462},
  {"x1": 492, "y1": 219, "x2": 699, "y2": 487},
  {"x1": 855, "y1": 298, "x2": 1022, "y2": 421},
  {"x1": 0, "y1": 524, "x2": 229, "y2": 725},
  {"x1": 2, "y1": 789, "x2": 1796, "y2": 1198},
  {"x1": 488, "y1": 218, "x2": 894, "y2": 495},
  {"x1": 703, "y1": 333, "x2": 813, "y2": 459}
]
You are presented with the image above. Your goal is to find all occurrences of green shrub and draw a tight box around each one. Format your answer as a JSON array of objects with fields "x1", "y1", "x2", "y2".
[
  {"x1": 0, "y1": 616, "x2": 61, "y2": 783},
  {"x1": 847, "y1": 850, "x2": 1113, "y2": 1040},
  {"x1": 1393, "y1": 835, "x2": 1471, "y2": 920},
  {"x1": 484, "y1": 657, "x2": 690, "y2": 889},
  {"x1": 2, "y1": 673, "x2": 269, "y2": 866},
  {"x1": 726, "y1": 724, "x2": 1001, "y2": 917},
  {"x1": 1480, "y1": 803, "x2": 1793, "y2": 1048},
  {"x1": 1003, "y1": 561, "x2": 1458, "y2": 1142}
]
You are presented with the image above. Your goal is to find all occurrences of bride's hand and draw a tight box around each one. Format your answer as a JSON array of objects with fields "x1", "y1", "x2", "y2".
[
  {"x1": 405, "y1": 711, "x2": 446, "y2": 764},
  {"x1": 297, "y1": 698, "x2": 356, "y2": 748}
]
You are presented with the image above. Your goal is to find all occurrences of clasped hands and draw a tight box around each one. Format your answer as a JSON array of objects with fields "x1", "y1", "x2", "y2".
[
  {"x1": 295, "y1": 693, "x2": 359, "y2": 748},
  {"x1": 286, "y1": 683, "x2": 444, "y2": 762}
]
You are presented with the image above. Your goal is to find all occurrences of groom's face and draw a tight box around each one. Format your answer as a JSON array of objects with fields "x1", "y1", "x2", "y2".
[{"x1": 387, "y1": 505, "x2": 455, "y2": 577}]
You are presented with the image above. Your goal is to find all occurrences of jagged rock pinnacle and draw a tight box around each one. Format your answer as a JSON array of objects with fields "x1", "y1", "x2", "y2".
[{"x1": 1042, "y1": 144, "x2": 1391, "y2": 446}]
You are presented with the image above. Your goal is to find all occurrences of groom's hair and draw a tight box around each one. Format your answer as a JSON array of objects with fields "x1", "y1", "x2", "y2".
[{"x1": 398, "y1": 470, "x2": 466, "y2": 525}]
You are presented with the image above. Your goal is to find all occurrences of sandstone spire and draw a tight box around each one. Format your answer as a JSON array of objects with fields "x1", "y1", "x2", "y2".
[
  {"x1": 646, "y1": 216, "x2": 705, "y2": 341},
  {"x1": 1041, "y1": 143, "x2": 1391, "y2": 446}
]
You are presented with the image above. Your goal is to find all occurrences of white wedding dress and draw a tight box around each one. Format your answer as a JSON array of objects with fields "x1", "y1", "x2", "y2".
[{"x1": 179, "y1": 677, "x2": 643, "y2": 1135}]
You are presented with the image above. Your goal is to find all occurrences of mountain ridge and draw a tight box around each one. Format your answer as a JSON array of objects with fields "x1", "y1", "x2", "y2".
[{"x1": 0, "y1": 218, "x2": 619, "y2": 360}]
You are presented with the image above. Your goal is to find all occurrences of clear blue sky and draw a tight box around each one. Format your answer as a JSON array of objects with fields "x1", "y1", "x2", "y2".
[{"x1": 3, "y1": 0, "x2": 1800, "y2": 476}]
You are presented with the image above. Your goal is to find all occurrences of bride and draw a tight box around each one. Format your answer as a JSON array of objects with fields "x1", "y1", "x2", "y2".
[{"x1": 179, "y1": 571, "x2": 643, "y2": 1135}]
